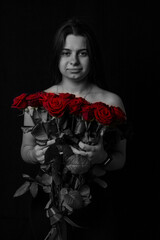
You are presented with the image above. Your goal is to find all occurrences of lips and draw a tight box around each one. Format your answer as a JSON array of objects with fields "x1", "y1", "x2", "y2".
[
  {"x1": 67, "y1": 69, "x2": 82, "y2": 74},
  {"x1": 68, "y1": 69, "x2": 82, "y2": 71}
]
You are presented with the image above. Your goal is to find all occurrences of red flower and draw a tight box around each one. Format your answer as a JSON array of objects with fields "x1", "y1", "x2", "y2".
[
  {"x1": 11, "y1": 93, "x2": 28, "y2": 109},
  {"x1": 58, "y1": 93, "x2": 75, "y2": 106},
  {"x1": 81, "y1": 104, "x2": 94, "y2": 121},
  {"x1": 59, "y1": 93, "x2": 75, "y2": 100},
  {"x1": 92, "y1": 102, "x2": 113, "y2": 125},
  {"x1": 110, "y1": 106, "x2": 126, "y2": 123},
  {"x1": 43, "y1": 94, "x2": 67, "y2": 117},
  {"x1": 68, "y1": 97, "x2": 89, "y2": 115},
  {"x1": 26, "y1": 92, "x2": 47, "y2": 107}
]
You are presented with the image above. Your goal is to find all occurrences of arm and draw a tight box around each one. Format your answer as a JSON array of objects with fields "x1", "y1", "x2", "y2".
[
  {"x1": 21, "y1": 111, "x2": 53, "y2": 164},
  {"x1": 104, "y1": 138, "x2": 126, "y2": 170},
  {"x1": 103, "y1": 92, "x2": 127, "y2": 170},
  {"x1": 71, "y1": 93, "x2": 127, "y2": 170},
  {"x1": 71, "y1": 136, "x2": 126, "y2": 171},
  {"x1": 21, "y1": 111, "x2": 36, "y2": 163}
]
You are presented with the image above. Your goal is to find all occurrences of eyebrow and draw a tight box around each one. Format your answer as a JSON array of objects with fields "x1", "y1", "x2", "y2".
[{"x1": 62, "y1": 48, "x2": 88, "y2": 51}]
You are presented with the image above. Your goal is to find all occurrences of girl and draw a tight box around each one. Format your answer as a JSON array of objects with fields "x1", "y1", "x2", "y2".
[{"x1": 21, "y1": 18, "x2": 126, "y2": 240}]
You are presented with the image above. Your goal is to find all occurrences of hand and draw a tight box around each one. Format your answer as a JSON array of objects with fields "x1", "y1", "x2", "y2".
[
  {"x1": 70, "y1": 132, "x2": 108, "y2": 165},
  {"x1": 32, "y1": 139, "x2": 55, "y2": 164}
]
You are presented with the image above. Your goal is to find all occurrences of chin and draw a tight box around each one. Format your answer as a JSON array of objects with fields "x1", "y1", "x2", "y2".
[{"x1": 69, "y1": 73, "x2": 89, "y2": 81}]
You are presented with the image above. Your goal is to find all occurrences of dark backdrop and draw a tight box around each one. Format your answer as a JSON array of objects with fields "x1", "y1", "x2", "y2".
[{"x1": 1, "y1": 1, "x2": 159, "y2": 239}]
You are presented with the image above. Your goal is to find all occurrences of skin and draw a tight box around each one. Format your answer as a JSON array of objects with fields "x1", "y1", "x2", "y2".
[
  {"x1": 59, "y1": 35, "x2": 90, "y2": 84},
  {"x1": 21, "y1": 34, "x2": 126, "y2": 170}
]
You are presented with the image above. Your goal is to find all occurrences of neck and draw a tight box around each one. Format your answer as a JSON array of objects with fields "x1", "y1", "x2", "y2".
[{"x1": 59, "y1": 77, "x2": 91, "y2": 95}]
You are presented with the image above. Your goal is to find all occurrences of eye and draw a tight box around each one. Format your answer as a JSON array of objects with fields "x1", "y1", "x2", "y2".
[
  {"x1": 61, "y1": 50, "x2": 71, "y2": 56},
  {"x1": 79, "y1": 51, "x2": 88, "y2": 57}
]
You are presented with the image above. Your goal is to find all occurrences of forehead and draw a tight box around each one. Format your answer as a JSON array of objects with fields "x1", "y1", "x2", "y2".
[{"x1": 64, "y1": 34, "x2": 87, "y2": 49}]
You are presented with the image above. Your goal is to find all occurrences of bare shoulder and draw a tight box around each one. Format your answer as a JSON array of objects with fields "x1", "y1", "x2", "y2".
[
  {"x1": 44, "y1": 85, "x2": 58, "y2": 93},
  {"x1": 103, "y1": 90, "x2": 125, "y2": 112},
  {"x1": 89, "y1": 85, "x2": 126, "y2": 113}
]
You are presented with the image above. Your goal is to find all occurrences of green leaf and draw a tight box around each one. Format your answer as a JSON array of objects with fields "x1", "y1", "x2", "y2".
[
  {"x1": 48, "y1": 228, "x2": 58, "y2": 240},
  {"x1": 22, "y1": 174, "x2": 33, "y2": 180},
  {"x1": 62, "y1": 201, "x2": 73, "y2": 212},
  {"x1": 91, "y1": 165, "x2": 106, "y2": 177},
  {"x1": 64, "y1": 216, "x2": 82, "y2": 228},
  {"x1": 41, "y1": 173, "x2": 52, "y2": 185},
  {"x1": 22, "y1": 174, "x2": 30, "y2": 178},
  {"x1": 43, "y1": 186, "x2": 51, "y2": 193},
  {"x1": 93, "y1": 178, "x2": 108, "y2": 188},
  {"x1": 79, "y1": 185, "x2": 90, "y2": 197},
  {"x1": 13, "y1": 181, "x2": 30, "y2": 197},
  {"x1": 31, "y1": 122, "x2": 48, "y2": 141},
  {"x1": 30, "y1": 182, "x2": 38, "y2": 198},
  {"x1": 74, "y1": 118, "x2": 86, "y2": 135},
  {"x1": 74, "y1": 177, "x2": 81, "y2": 190},
  {"x1": 45, "y1": 144, "x2": 61, "y2": 166},
  {"x1": 44, "y1": 228, "x2": 58, "y2": 240},
  {"x1": 50, "y1": 213, "x2": 62, "y2": 225},
  {"x1": 45, "y1": 199, "x2": 52, "y2": 210},
  {"x1": 21, "y1": 126, "x2": 34, "y2": 133}
]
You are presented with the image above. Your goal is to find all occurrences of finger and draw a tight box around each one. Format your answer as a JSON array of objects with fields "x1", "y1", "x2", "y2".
[
  {"x1": 39, "y1": 159, "x2": 45, "y2": 165},
  {"x1": 79, "y1": 141, "x2": 95, "y2": 152},
  {"x1": 100, "y1": 126, "x2": 107, "y2": 137},
  {"x1": 70, "y1": 146, "x2": 80, "y2": 154},
  {"x1": 38, "y1": 146, "x2": 48, "y2": 155},
  {"x1": 42, "y1": 147, "x2": 49, "y2": 154},
  {"x1": 98, "y1": 135, "x2": 104, "y2": 145},
  {"x1": 87, "y1": 152, "x2": 93, "y2": 159},
  {"x1": 70, "y1": 146, "x2": 88, "y2": 156},
  {"x1": 37, "y1": 155, "x2": 45, "y2": 161},
  {"x1": 35, "y1": 146, "x2": 48, "y2": 157},
  {"x1": 96, "y1": 132, "x2": 105, "y2": 146},
  {"x1": 36, "y1": 144, "x2": 48, "y2": 151},
  {"x1": 39, "y1": 159, "x2": 45, "y2": 164},
  {"x1": 47, "y1": 139, "x2": 55, "y2": 146}
]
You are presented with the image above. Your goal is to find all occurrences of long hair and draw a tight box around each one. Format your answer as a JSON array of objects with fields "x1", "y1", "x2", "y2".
[{"x1": 50, "y1": 18, "x2": 106, "y2": 88}]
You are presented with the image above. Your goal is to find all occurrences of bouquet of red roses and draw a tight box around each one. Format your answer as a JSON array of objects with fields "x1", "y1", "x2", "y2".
[{"x1": 12, "y1": 92, "x2": 126, "y2": 240}]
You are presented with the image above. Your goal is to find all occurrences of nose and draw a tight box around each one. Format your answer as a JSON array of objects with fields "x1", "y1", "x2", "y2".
[{"x1": 70, "y1": 53, "x2": 79, "y2": 65}]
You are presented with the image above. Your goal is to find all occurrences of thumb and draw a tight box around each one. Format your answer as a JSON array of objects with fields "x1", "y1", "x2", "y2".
[
  {"x1": 97, "y1": 132, "x2": 104, "y2": 146},
  {"x1": 99, "y1": 126, "x2": 107, "y2": 144},
  {"x1": 100, "y1": 126, "x2": 107, "y2": 137}
]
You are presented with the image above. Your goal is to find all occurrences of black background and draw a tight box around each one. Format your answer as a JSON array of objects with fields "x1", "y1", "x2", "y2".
[{"x1": 1, "y1": 1, "x2": 159, "y2": 239}]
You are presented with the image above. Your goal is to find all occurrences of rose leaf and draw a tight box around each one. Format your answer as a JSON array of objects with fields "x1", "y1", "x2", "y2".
[
  {"x1": 41, "y1": 173, "x2": 52, "y2": 186},
  {"x1": 93, "y1": 178, "x2": 108, "y2": 188},
  {"x1": 30, "y1": 182, "x2": 38, "y2": 198},
  {"x1": 91, "y1": 166, "x2": 106, "y2": 177},
  {"x1": 31, "y1": 122, "x2": 48, "y2": 141},
  {"x1": 22, "y1": 174, "x2": 34, "y2": 182},
  {"x1": 13, "y1": 181, "x2": 30, "y2": 197}
]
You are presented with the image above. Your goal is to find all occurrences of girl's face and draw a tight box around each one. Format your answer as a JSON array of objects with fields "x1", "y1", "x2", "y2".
[{"x1": 59, "y1": 34, "x2": 90, "y2": 82}]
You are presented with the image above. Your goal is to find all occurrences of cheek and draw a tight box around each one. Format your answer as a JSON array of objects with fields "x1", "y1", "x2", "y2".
[
  {"x1": 83, "y1": 59, "x2": 90, "y2": 72},
  {"x1": 59, "y1": 59, "x2": 66, "y2": 72}
]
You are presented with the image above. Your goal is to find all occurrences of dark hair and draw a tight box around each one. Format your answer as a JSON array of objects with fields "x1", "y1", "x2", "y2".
[{"x1": 50, "y1": 18, "x2": 106, "y2": 88}]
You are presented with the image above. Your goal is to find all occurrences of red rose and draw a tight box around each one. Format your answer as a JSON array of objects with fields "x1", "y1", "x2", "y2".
[
  {"x1": 43, "y1": 94, "x2": 67, "y2": 117},
  {"x1": 92, "y1": 102, "x2": 113, "y2": 125},
  {"x1": 58, "y1": 93, "x2": 75, "y2": 106},
  {"x1": 110, "y1": 106, "x2": 126, "y2": 123},
  {"x1": 11, "y1": 93, "x2": 28, "y2": 109},
  {"x1": 26, "y1": 92, "x2": 47, "y2": 107},
  {"x1": 59, "y1": 93, "x2": 75, "y2": 100},
  {"x1": 68, "y1": 97, "x2": 89, "y2": 115},
  {"x1": 81, "y1": 104, "x2": 94, "y2": 121}
]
